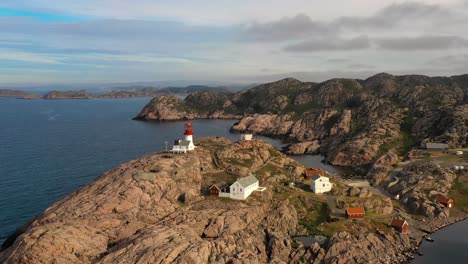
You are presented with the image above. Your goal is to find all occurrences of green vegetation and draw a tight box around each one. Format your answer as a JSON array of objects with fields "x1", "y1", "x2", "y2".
[
  {"x1": 224, "y1": 157, "x2": 254, "y2": 167},
  {"x1": 449, "y1": 177, "x2": 468, "y2": 212},
  {"x1": 341, "y1": 79, "x2": 361, "y2": 94},
  {"x1": 376, "y1": 114, "x2": 417, "y2": 158},
  {"x1": 268, "y1": 148, "x2": 281, "y2": 158},
  {"x1": 439, "y1": 153, "x2": 468, "y2": 163},
  {"x1": 298, "y1": 202, "x2": 330, "y2": 235},
  {"x1": 323, "y1": 113, "x2": 340, "y2": 131}
]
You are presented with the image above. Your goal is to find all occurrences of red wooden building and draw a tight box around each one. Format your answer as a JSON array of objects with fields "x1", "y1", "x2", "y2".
[
  {"x1": 345, "y1": 207, "x2": 365, "y2": 219},
  {"x1": 208, "y1": 182, "x2": 229, "y2": 196},
  {"x1": 436, "y1": 196, "x2": 454, "y2": 208},
  {"x1": 305, "y1": 168, "x2": 324, "y2": 180},
  {"x1": 390, "y1": 218, "x2": 409, "y2": 234}
]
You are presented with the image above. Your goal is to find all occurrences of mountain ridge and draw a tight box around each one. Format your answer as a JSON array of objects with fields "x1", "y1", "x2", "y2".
[{"x1": 135, "y1": 72, "x2": 468, "y2": 172}]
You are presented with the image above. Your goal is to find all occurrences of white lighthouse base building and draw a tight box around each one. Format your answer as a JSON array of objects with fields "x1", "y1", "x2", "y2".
[{"x1": 171, "y1": 140, "x2": 195, "y2": 153}]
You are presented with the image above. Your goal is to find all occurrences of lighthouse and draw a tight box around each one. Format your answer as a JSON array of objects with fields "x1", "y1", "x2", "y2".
[
  {"x1": 171, "y1": 122, "x2": 195, "y2": 153},
  {"x1": 184, "y1": 122, "x2": 194, "y2": 142}
]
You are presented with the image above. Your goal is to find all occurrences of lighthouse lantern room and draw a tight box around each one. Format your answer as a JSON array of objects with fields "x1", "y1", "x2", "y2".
[{"x1": 172, "y1": 122, "x2": 196, "y2": 153}]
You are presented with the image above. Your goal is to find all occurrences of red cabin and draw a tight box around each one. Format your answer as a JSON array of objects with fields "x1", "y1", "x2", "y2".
[
  {"x1": 436, "y1": 196, "x2": 454, "y2": 208},
  {"x1": 390, "y1": 218, "x2": 409, "y2": 234},
  {"x1": 346, "y1": 207, "x2": 365, "y2": 219},
  {"x1": 208, "y1": 182, "x2": 228, "y2": 196},
  {"x1": 305, "y1": 168, "x2": 324, "y2": 180}
]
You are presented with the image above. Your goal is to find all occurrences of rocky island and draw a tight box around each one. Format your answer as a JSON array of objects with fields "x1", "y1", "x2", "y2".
[{"x1": 1, "y1": 137, "x2": 466, "y2": 263}]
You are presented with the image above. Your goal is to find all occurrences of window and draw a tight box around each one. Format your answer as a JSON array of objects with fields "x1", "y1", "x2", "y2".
[
  {"x1": 323, "y1": 184, "x2": 325, "y2": 187},
  {"x1": 233, "y1": 188, "x2": 235, "y2": 192},
  {"x1": 240, "y1": 188, "x2": 243, "y2": 192}
]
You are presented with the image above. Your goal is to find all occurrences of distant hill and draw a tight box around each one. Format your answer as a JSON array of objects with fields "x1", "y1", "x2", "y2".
[
  {"x1": 135, "y1": 72, "x2": 468, "y2": 171},
  {"x1": 0, "y1": 89, "x2": 41, "y2": 99},
  {"x1": 1, "y1": 84, "x2": 251, "y2": 100}
]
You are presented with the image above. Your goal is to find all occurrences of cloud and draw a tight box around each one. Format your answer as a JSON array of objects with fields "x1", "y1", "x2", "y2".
[
  {"x1": 243, "y1": 2, "x2": 460, "y2": 42},
  {"x1": 284, "y1": 35, "x2": 371, "y2": 52},
  {"x1": 243, "y1": 14, "x2": 328, "y2": 41},
  {"x1": 376, "y1": 36, "x2": 468, "y2": 50}
]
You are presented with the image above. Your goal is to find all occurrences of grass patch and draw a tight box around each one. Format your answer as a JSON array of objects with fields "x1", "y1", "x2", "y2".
[
  {"x1": 268, "y1": 148, "x2": 281, "y2": 158},
  {"x1": 298, "y1": 202, "x2": 330, "y2": 235},
  {"x1": 449, "y1": 177, "x2": 468, "y2": 212},
  {"x1": 224, "y1": 157, "x2": 254, "y2": 168},
  {"x1": 438, "y1": 153, "x2": 468, "y2": 163}
]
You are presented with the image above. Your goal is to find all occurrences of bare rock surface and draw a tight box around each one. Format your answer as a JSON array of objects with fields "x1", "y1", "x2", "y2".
[
  {"x1": 386, "y1": 161, "x2": 458, "y2": 218},
  {"x1": 0, "y1": 137, "x2": 421, "y2": 263}
]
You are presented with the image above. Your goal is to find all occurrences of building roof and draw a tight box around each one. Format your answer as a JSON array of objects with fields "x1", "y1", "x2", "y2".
[
  {"x1": 179, "y1": 140, "x2": 192, "y2": 147},
  {"x1": 236, "y1": 174, "x2": 258, "y2": 188},
  {"x1": 390, "y1": 218, "x2": 408, "y2": 228},
  {"x1": 436, "y1": 196, "x2": 453, "y2": 204},
  {"x1": 346, "y1": 207, "x2": 365, "y2": 215},
  {"x1": 210, "y1": 182, "x2": 229, "y2": 190},
  {"x1": 311, "y1": 174, "x2": 326, "y2": 181},
  {"x1": 426, "y1": 142, "x2": 449, "y2": 149},
  {"x1": 306, "y1": 169, "x2": 324, "y2": 177}
]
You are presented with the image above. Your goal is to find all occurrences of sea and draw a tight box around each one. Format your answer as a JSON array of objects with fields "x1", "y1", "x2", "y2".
[{"x1": 0, "y1": 97, "x2": 466, "y2": 262}]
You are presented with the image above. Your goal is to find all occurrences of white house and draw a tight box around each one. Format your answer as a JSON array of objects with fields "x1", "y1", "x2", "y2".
[
  {"x1": 240, "y1": 133, "x2": 253, "y2": 141},
  {"x1": 229, "y1": 174, "x2": 260, "y2": 200},
  {"x1": 172, "y1": 139, "x2": 195, "y2": 153},
  {"x1": 310, "y1": 174, "x2": 332, "y2": 194}
]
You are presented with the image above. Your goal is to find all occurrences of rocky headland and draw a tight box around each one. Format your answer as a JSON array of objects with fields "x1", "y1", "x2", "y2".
[
  {"x1": 135, "y1": 73, "x2": 468, "y2": 172},
  {"x1": 2, "y1": 137, "x2": 459, "y2": 263},
  {"x1": 0, "y1": 89, "x2": 41, "y2": 99}
]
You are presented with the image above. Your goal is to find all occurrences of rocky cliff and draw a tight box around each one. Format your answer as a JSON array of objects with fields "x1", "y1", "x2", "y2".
[
  {"x1": 0, "y1": 138, "x2": 417, "y2": 263},
  {"x1": 135, "y1": 73, "x2": 468, "y2": 170}
]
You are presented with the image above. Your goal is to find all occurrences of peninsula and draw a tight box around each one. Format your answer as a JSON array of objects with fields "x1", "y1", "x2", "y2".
[{"x1": 0, "y1": 137, "x2": 466, "y2": 263}]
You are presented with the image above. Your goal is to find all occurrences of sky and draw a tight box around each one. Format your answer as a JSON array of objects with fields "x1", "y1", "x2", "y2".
[{"x1": 0, "y1": 0, "x2": 468, "y2": 86}]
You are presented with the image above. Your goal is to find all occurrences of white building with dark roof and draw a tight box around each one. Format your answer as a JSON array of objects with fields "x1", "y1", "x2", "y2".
[{"x1": 310, "y1": 174, "x2": 332, "y2": 194}]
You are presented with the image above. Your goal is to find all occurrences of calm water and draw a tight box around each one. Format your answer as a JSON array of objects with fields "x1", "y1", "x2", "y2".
[
  {"x1": 0, "y1": 98, "x2": 242, "y2": 244},
  {"x1": 412, "y1": 219, "x2": 468, "y2": 263}
]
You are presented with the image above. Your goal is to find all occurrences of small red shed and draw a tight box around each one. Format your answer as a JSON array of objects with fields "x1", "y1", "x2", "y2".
[
  {"x1": 208, "y1": 182, "x2": 228, "y2": 196},
  {"x1": 345, "y1": 207, "x2": 365, "y2": 219},
  {"x1": 436, "y1": 196, "x2": 454, "y2": 208},
  {"x1": 305, "y1": 168, "x2": 324, "y2": 180},
  {"x1": 390, "y1": 218, "x2": 409, "y2": 234}
]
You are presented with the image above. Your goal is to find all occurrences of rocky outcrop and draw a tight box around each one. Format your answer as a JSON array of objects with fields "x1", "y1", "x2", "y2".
[
  {"x1": 367, "y1": 149, "x2": 399, "y2": 185},
  {"x1": 386, "y1": 161, "x2": 458, "y2": 218},
  {"x1": 412, "y1": 104, "x2": 468, "y2": 148},
  {"x1": 284, "y1": 141, "x2": 320, "y2": 155},
  {"x1": 0, "y1": 137, "x2": 417, "y2": 263},
  {"x1": 43, "y1": 90, "x2": 92, "y2": 99},
  {"x1": 322, "y1": 231, "x2": 411, "y2": 263}
]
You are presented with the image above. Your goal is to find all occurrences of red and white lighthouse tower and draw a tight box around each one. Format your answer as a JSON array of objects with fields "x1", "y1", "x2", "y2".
[{"x1": 184, "y1": 122, "x2": 194, "y2": 142}]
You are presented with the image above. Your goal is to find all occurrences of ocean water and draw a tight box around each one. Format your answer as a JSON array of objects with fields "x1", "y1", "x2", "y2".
[
  {"x1": 0, "y1": 98, "x2": 242, "y2": 244},
  {"x1": 412, "y1": 219, "x2": 468, "y2": 263}
]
